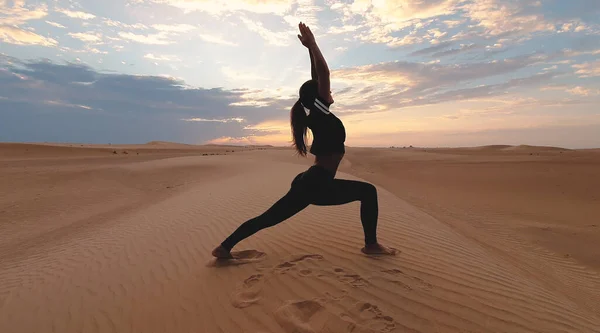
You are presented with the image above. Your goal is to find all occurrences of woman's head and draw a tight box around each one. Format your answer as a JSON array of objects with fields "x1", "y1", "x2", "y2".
[
  {"x1": 298, "y1": 79, "x2": 318, "y2": 106},
  {"x1": 290, "y1": 79, "x2": 318, "y2": 156}
]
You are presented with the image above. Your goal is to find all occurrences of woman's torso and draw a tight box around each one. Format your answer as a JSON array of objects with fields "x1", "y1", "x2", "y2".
[
  {"x1": 314, "y1": 153, "x2": 344, "y2": 175},
  {"x1": 306, "y1": 94, "x2": 346, "y2": 175}
]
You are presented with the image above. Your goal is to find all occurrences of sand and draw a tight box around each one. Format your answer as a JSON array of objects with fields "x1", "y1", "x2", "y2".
[{"x1": 1, "y1": 142, "x2": 599, "y2": 333}]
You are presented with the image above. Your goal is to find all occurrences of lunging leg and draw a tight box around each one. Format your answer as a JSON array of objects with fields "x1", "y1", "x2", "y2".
[
  {"x1": 311, "y1": 179, "x2": 397, "y2": 255},
  {"x1": 311, "y1": 179, "x2": 378, "y2": 244},
  {"x1": 217, "y1": 189, "x2": 310, "y2": 255}
]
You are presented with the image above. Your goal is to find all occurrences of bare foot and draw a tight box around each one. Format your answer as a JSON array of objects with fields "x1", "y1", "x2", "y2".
[
  {"x1": 212, "y1": 245, "x2": 234, "y2": 259},
  {"x1": 361, "y1": 243, "x2": 399, "y2": 256}
]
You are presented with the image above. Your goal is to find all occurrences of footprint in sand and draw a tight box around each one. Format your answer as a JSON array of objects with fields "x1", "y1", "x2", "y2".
[
  {"x1": 272, "y1": 255, "x2": 368, "y2": 288},
  {"x1": 298, "y1": 269, "x2": 313, "y2": 277},
  {"x1": 274, "y1": 298, "x2": 397, "y2": 333},
  {"x1": 380, "y1": 268, "x2": 433, "y2": 291},
  {"x1": 323, "y1": 289, "x2": 349, "y2": 302},
  {"x1": 351, "y1": 302, "x2": 396, "y2": 333},
  {"x1": 274, "y1": 254, "x2": 324, "y2": 274},
  {"x1": 232, "y1": 274, "x2": 264, "y2": 308},
  {"x1": 332, "y1": 267, "x2": 369, "y2": 288},
  {"x1": 275, "y1": 261, "x2": 296, "y2": 273},
  {"x1": 231, "y1": 253, "x2": 324, "y2": 308},
  {"x1": 274, "y1": 299, "x2": 324, "y2": 333},
  {"x1": 290, "y1": 254, "x2": 324, "y2": 262},
  {"x1": 274, "y1": 299, "x2": 357, "y2": 333}
]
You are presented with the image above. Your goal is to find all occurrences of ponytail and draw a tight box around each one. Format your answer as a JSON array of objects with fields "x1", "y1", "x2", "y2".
[{"x1": 290, "y1": 99, "x2": 308, "y2": 156}]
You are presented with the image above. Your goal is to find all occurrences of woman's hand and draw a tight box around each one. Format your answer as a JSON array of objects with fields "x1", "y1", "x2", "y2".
[{"x1": 297, "y1": 22, "x2": 316, "y2": 48}]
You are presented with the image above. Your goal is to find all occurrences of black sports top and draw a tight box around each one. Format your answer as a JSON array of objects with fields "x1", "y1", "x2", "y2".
[{"x1": 306, "y1": 94, "x2": 346, "y2": 156}]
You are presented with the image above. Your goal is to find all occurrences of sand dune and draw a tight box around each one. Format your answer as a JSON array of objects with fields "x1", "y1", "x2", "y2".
[
  {"x1": 1, "y1": 144, "x2": 599, "y2": 333},
  {"x1": 500, "y1": 144, "x2": 570, "y2": 151}
]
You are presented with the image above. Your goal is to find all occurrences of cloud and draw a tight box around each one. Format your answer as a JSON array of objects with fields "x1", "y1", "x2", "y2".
[
  {"x1": 0, "y1": 1, "x2": 56, "y2": 46},
  {"x1": 358, "y1": 0, "x2": 459, "y2": 22},
  {"x1": 0, "y1": 1, "x2": 48, "y2": 25},
  {"x1": 328, "y1": 0, "x2": 459, "y2": 46},
  {"x1": 462, "y1": 0, "x2": 555, "y2": 37},
  {"x1": 56, "y1": 9, "x2": 96, "y2": 20},
  {"x1": 68, "y1": 32, "x2": 103, "y2": 43},
  {"x1": 144, "y1": 54, "x2": 181, "y2": 62},
  {"x1": 2, "y1": 1, "x2": 599, "y2": 147},
  {"x1": 58, "y1": 45, "x2": 108, "y2": 55},
  {"x1": 440, "y1": 96, "x2": 590, "y2": 120},
  {"x1": 103, "y1": 19, "x2": 148, "y2": 29},
  {"x1": 441, "y1": 98, "x2": 527, "y2": 119},
  {"x1": 389, "y1": 72, "x2": 561, "y2": 109},
  {"x1": 151, "y1": 24, "x2": 196, "y2": 32},
  {"x1": 118, "y1": 31, "x2": 172, "y2": 45},
  {"x1": 573, "y1": 60, "x2": 600, "y2": 78},
  {"x1": 45, "y1": 21, "x2": 66, "y2": 28},
  {"x1": 0, "y1": 58, "x2": 291, "y2": 144},
  {"x1": 410, "y1": 41, "x2": 454, "y2": 56},
  {"x1": 558, "y1": 22, "x2": 589, "y2": 33},
  {"x1": 182, "y1": 117, "x2": 244, "y2": 122},
  {"x1": 361, "y1": 122, "x2": 600, "y2": 148},
  {"x1": 456, "y1": 0, "x2": 600, "y2": 51},
  {"x1": 431, "y1": 43, "x2": 482, "y2": 57},
  {"x1": 0, "y1": 25, "x2": 57, "y2": 46},
  {"x1": 44, "y1": 99, "x2": 94, "y2": 110},
  {"x1": 334, "y1": 54, "x2": 545, "y2": 89},
  {"x1": 427, "y1": 28, "x2": 447, "y2": 39},
  {"x1": 400, "y1": 1, "x2": 599, "y2": 58},
  {"x1": 289, "y1": 0, "x2": 321, "y2": 26},
  {"x1": 239, "y1": 16, "x2": 291, "y2": 46},
  {"x1": 108, "y1": 21, "x2": 206, "y2": 46},
  {"x1": 567, "y1": 86, "x2": 600, "y2": 96},
  {"x1": 328, "y1": 25, "x2": 362, "y2": 34},
  {"x1": 197, "y1": 32, "x2": 238, "y2": 46},
  {"x1": 329, "y1": 52, "x2": 564, "y2": 113},
  {"x1": 221, "y1": 66, "x2": 271, "y2": 82},
  {"x1": 139, "y1": 0, "x2": 294, "y2": 15},
  {"x1": 443, "y1": 19, "x2": 464, "y2": 28},
  {"x1": 205, "y1": 118, "x2": 291, "y2": 145},
  {"x1": 116, "y1": 22, "x2": 226, "y2": 46}
]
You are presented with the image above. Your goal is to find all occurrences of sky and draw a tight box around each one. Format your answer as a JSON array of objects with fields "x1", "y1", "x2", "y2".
[{"x1": 1, "y1": 0, "x2": 600, "y2": 148}]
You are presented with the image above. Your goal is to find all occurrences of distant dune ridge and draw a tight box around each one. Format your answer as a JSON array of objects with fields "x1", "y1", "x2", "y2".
[
  {"x1": 1, "y1": 142, "x2": 599, "y2": 333},
  {"x1": 145, "y1": 141, "x2": 199, "y2": 146}
]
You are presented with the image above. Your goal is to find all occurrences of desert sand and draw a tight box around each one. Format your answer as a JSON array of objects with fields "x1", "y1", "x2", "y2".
[{"x1": 1, "y1": 142, "x2": 599, "y2": 333}]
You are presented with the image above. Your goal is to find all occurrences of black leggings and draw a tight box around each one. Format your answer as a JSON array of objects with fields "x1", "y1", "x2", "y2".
[{"x1": 220, "y1": 165, "x2": 378, "y2": 251}]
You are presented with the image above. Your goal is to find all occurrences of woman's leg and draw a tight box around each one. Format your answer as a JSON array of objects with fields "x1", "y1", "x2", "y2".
[
  {"x1": 219, "y1": 188, "x2": 310, "y2": 252},
  {"x1": 311, "y1": 179, "x2": 379, "y2": 245},
  {"x1": 310, "y1": 178, "x2": 396, "y2": 255}
]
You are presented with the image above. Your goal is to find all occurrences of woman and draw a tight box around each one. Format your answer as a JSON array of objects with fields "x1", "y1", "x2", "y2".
[{"x1": 212, "y1": 22, "x2": 397, "y2": 259}]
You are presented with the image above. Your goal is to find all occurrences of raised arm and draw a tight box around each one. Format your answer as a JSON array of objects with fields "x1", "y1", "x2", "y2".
[
  {"x1": 309, "y1": 48, "x2": 317, "y2": 81},
  {"x1": 298, "y1": 22, "x2": 331, "y2": 102}
]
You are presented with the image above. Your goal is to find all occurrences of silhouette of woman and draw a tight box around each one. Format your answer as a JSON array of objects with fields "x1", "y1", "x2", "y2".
[{"x1": 212, "y1": 22, "x2": 397, "y2": 259}]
